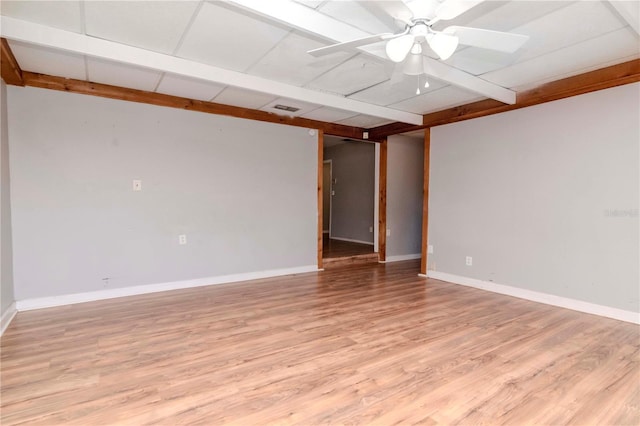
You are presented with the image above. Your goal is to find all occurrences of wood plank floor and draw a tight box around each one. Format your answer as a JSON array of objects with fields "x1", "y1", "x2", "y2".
[
  {"x1": 323, "y1": 235, "x2": 374, "y2": 258},
  {"x1": 1, "y1": 260, "x2": 639, "y2": 425}
]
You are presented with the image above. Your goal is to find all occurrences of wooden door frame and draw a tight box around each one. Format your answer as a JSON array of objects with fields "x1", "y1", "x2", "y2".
[
  {"x1": 322, "y1": 159, "x2": 333, "y2": 238},
  {"x1": 377, "y1": 139, "x2": 387, "y2": 262},
  {"x1": 420, "y1": 129, "x2": 431, "y2": 276},
  {"x1": 317, "y1": 131, "x2": 324, "y2": 269},
  {"x1": 317, "y1": 133, "x2": 386, "y2": 269}
]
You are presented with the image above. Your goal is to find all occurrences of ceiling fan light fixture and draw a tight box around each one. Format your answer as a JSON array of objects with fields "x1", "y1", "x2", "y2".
[
  {"x1": 428, "y1": 32, "x2": 459, "y2": 61},
  {"x1": 385, "y1": 34, "x2": 414, "y2": 63}
]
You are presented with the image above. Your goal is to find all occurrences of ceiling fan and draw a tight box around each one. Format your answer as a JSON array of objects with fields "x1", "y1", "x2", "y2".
[{"x1": 307, "y1": 0, "x2": 529, "y2": 77}]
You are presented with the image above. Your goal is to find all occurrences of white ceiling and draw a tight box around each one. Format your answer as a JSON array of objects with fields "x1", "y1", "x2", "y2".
[{"x1": 1, "y1": 0, "x2": 638, "y2": 129}]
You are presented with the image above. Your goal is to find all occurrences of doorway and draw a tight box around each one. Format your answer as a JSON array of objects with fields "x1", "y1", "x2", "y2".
[{"x1": 321, "y1": 137, "x2": 377, "y2": 265}]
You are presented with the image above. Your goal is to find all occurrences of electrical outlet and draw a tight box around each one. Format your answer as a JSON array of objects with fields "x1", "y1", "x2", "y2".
[
  {"x1": 133, "y1": 179, "x2": 142, "y2": 191},
  {"x1": 466, "y1": 256, "x2": 472, "y2": 266},
  {"x1": 179, "y1": 234, "x2": 187, "y2": 245},
  {"x1": 427, "y1": 245, "x2": 434, "y2": 254}
]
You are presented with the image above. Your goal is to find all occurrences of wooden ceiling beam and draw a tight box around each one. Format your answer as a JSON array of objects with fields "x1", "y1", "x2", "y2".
[
  {"x1": 21, "y1": 72, "x2": 375, "y2": 141},
  {"x1": 369, "y1": 59, "x2": 640, "y2": 139},
  {"x1": 0, "y1": 38, "x2": 24, "y2": 86}
]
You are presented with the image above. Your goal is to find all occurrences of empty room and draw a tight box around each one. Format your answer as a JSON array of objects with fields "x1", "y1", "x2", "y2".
[{"x1": 0, "y1": 0, "x2": 638, "y2": 424}]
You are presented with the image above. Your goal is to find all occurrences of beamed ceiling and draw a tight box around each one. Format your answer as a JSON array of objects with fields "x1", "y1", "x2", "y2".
[{"x1": 1, "y1": 0, "x2": 639, "y2": 141}]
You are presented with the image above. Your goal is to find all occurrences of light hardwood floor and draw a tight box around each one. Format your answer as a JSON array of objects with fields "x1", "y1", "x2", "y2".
[
  {"x1": 322, "y1": 235, "x2": 374, "y2": 258},
  {"x1": 1, "y1": 260, "x2": 638, "y2": 425}
]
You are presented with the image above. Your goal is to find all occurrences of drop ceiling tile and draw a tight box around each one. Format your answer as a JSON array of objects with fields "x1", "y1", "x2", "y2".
[
  {"x1": 248, "y1": 32, "x2": 355, "y2": 86},
  {"x1": 156, "y1": 74, "x2": 225, "y2": 101},
  {"x1": 300, "y1": 107, "x2": 358, "y2": 122},
  {"x1": 512, "y1": 53, "x2": 639, "y2": 92},
  {"x1": 389, "y1": 86, "x2": 482, "y2": 115},
  {"x1": 437, "y1": 1, "x2": 570, "y2": 32},
  {"x1": 306, "y1": 55, "x2": 390, "y2": 96},
  {"x1": 607, "y1": 1, "x2": 640, "y2": 31},
  {"x1": 349, "y1": 73, "x2": 446, "y2": 106},
  {"x1": 292, "y1": 0, "x2": 326, "y2": 9},
  {"x1": 87, "y1": 58, "x2": 162, "y2": 92},
  {"x1": 8, "y1": 41, "x2": 86, "y2": 80},
  {"x1": 432, "y1": 1, "x2": 603, "y2": 76},
  {"x1": 0, "y1": 1, "x2": 82, "y2": 32},
  {"x1": 433, "y1": 1, "x2": 511, "y2": 29},
  {"x1": 508, "y1": 1, "x2": 626, "y2": 63},
  {"x1": 260, "y1": 98, "x2": 321, "y2": 117},
  {"x1": 178, "y1": 2, "x2": 289, "y2": 72},
  {"x1": 482, "y1": 27, "x2": 640, "y2": 89},
  {"x1": 318, "y1": 1, "x2": 395, "y2": 34},
  {"x1": 337, "y1": 115, "x2": 393, "y2": 128},
  {"x1": 212, "y1": 87, "x2": 278, "y2": 110},
  {"x1": 84, "y1": 1, "x2": 199, "y2": 54}
]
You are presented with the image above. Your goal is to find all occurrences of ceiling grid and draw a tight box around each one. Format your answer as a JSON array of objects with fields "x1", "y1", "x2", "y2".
[{"x1": 0, "y1": 0, "x2": 637, "y2": 131}]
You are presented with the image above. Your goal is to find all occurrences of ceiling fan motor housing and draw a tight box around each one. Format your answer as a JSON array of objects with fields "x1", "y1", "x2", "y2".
[{"x1": 408, "y1": 20, "x2": 430, "y2": 43}]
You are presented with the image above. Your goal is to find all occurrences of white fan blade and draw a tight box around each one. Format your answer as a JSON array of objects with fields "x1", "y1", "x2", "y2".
[
  {"x1": 307, "y1": 33, "x2": 394, "y2": 57},
  {"x1": 443, "y1": 26, "x2": 529, "y2": 53},
  {"x1": 435, "y1": 0, "x2": 484, "y2": 21}
]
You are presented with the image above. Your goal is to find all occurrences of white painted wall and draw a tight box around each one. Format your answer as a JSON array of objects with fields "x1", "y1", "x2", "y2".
[
  {"x1": 8, "y1": 86, "x2": 318, "y2": 300},
  {"x1": 324, "y1": 141, "x2": 375, "y2": 244},
  {"x1": 1, "y1": 80, "x2": 15, "y2": 315},
  {"x1": 429, "y1": 83, "x2": 639, "y2": 313},
  {"x1": 387, "y1": 135, "x2": 423, "y2": 259}
]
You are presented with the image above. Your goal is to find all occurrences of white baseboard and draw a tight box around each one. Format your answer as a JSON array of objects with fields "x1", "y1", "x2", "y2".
[
  {"x1": 424, "y1": 271, "x2": 639, "y2": 325},
  {"x1": 16, "y1": 265, "x2": 320, "y2": 312},
  {"x1": 329, "y1": 236, "x2": 374, "y2": 246},
  {"x1": 383, "y1": 253, "x2": 421, "y2": 263},
  {"x1": 1, "y1": 302, "x2": 17, "y2": 336}
]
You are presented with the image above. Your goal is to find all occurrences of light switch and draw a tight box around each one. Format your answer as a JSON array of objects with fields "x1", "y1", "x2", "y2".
[{"x1": 133, "y1": 180, "x2": 142, "y2": 191}]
